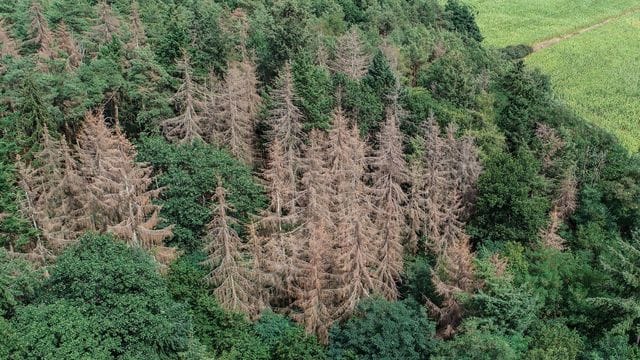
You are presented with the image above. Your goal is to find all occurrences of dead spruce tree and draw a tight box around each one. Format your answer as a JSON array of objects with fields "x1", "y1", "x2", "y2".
[
  {"x1": 330, "y1": 27, "x2": 370, "y2": 80},
  {"x1": 76, "y1": 112, "x2": 175, "y2": 264},
  {"x1": 407, "y1": 114, "x2": 482, "y2": 337},
  {"x1": 0, "y1": 19, "x2": 19, "y2": 58},
  {"x1": 127, "y1": 1, "x2": 147, "y2": 50},
  {"x1": 209, "y1": 55, "x2": 261, "y2": 164},
  {"x1": 92, "y1": 0, "x2": 121, "y2": 44},
  {"x1": 540, "y1": 170, "x2": 577, "y2": 250},
  {"x1": 257, "y1": 138, "x2": 300, "y2": 299},
  {"x1": 26, "y1": 2, "x2": 54, "y2": 62},
  {"x1": 326, "y1": 106, "x2": 380, "y2": 317},
  {"x1": 369, "y1": 103, "x2": 409, "y2": 300},
  {"x1": 290, "y1": 129, "x2": 336, "y2": 344},
  {"x1": 264, "y1": 62, "x2": 305, "y2": 212},
  {"x1": 17, "y1": 126, "x2": 85, "y2": 253},
  {"x1": 55, "y1": 22, "x2": 82, "y2": 70},
  {"x1": 162, "y1": 53, "x2": 205, "y2": 144},
  {"x1": 202, "y1": 181, "x2": 265, "y2": 317}
]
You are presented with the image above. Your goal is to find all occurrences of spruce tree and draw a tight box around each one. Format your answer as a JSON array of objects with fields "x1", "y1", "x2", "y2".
[
  {"x1": 76, "y1": 112, "x2": 175, "y2": 264},
  {"x1": 0, "y1": 19, "x2": 19, "y2": 58},
  {"x1": 370, "y1": 102, "x2": 409, "y2": 300},
  {"x1": 202, "y1": 181, "x2": 265, "y2": 317},
  {"x1": 92, "y1": 0, "x2": 121, "y2": 44},
  {"x1": 291, "y1": 129, "x2": 335, "y2": 343},
  {"x1": 330, "y1": 27, "x2": 370, "y2": 80},
  {"x1": 209, "y1": 56, "x2": 260, "y2": 164},
  {"x1": 26, "y1": 1, "x2": 54, "y2": 61},
  {"x1": 55, "y1": 22, "x2": 82, "y2": 71},
  {"x1": 161, "y1": 53, "x2": 205, "y2": 144}
]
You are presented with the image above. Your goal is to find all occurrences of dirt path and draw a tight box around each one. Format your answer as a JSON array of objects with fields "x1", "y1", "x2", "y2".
[{"x1": 531, "y1": 7, "x2": 640, "y2": 52}]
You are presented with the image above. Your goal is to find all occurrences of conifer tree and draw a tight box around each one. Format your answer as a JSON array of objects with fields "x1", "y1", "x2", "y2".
[
  {"x1": 92, "y1": 0, "x2": 121, "y2": 44},
  {"x1": 264, "y1": 62, "x2": 305, "y2": 213},
  {"x1": 540, "y1": 170, "x2": 577, "y2": 250},
  {"x1": 202, "y1": 181, "x2": 264, "y2": 316},
  {"x1": 127, "y1": 1, "x2": 146, "y2": 50},
  {"x1": 76, "y1": 112, "x2": 175, "y2": 263},
  {"x1": 162, "y1": 53, "x2": 205, "y2": 144},
  {"x1": 210, "y1": 57, "x2": 260, "y2": 164},
  {"x1": 17, "y1": 127, "x2": 85, "y2": 252},
  {"x1": 326, "y1": 106, "x2": 380, "y2": 316},
  {"x1": 428, "y1": 233, "x2": 479, "y2": 338},
  {"x1": 369, "y1": 101, "x2": 409, "y2": 300},
  {"x1": 259, "y1": 138, "x2": 299, "y2": 296},
  {"x1": 330, "y1": 27, "x2": 370, "y2": 80},
  {"x1": 0, "y1": 19, "x2": 19, "y2": 58},
  {"x1": 55, "y1": 21, "x2": 82, "y2": 70},
  {"x1": 26, "y1": 1, "x2": 54, "y2": 61},
  {"x1": 291, "y1": 129, "x2": 335, "y2": 343}
]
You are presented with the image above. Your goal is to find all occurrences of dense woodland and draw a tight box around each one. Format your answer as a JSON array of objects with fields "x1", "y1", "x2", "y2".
[{"x1": 0, "y1": 0, "x2": 639, "y2": 359}]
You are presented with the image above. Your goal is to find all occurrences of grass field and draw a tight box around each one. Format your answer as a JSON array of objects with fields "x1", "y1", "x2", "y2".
[
  {"x1": 466, "y1": 0, "x2": 639, "y2": 47},
  {"x1": 466, "y1": 0, "x2": 640, "y2": 151},
  {"x1": 526, "y1": 12, "x2": 640, "y2": 150}
]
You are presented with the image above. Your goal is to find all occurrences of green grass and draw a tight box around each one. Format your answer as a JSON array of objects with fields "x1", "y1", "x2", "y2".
[
  {"x1": 526, "y1": 12, "x2": 640, "y2": 150},
  {"x1": 466, "y1": 0, "x2": 639, "y2": 47}
]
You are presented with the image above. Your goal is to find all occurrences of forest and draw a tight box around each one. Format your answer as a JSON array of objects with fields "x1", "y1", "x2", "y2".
[{"x1": 0, "y1": 0, "x2": 639, "y2": 359}]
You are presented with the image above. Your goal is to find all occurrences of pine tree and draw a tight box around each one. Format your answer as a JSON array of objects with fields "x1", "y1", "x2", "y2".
[
  {"x1": 291, "y1": 129, "x2": 335, "y2": 343},
  {"x1": 369, "y1": 102, "x2": 409, "y2": 300},
  {"x1": 330, "y1": 27, "x2": 370, "y2": 80},
  {"x1": 202, "y1": 181, "x2": 264, "y2": 316},
  {"x1": 161, "y1": 53, "x2": 205, "y2": 144},
  {"x1": 0, "y1": 19, "x2": 19, "y2": 58},
  {"x1": 26, "y1": 1, "x2": 54, "y2": 61},
  {"x1": 210, "y1": 56, "x2": 260, "y2": 164},
  {"x1": 92, "y1": 0, "x2": 121, "y2": 44}
]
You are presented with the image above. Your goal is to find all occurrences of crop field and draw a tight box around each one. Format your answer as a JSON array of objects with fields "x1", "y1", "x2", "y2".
[
  {"x1": 467, "y1": 0, "x2": 639, "y2": 47},
  {"x1": 468, "y1": 0, "x2": 640, "y2": 150},
  {"x1": 526, "y1": 11, "x2": 640, "y2": 150}
]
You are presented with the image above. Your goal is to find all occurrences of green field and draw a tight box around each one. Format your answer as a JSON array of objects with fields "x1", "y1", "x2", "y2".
[
  {"x1": 526, "y1": 12, "x2": 640, "y2": 150},
  {"x1": 467, "y1": 0, "x2": 639, "y2": 47},
  {"x1": 468, "y1": 0, "x2": 640, "y2": 151}
]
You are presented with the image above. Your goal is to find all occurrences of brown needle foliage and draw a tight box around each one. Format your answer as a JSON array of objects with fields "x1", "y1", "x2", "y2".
[
  {"x1": 209, "y1": 57, "x2": 260, "y2": 164},
  {"x1": 17, "y1": 126, "x2": 85, "y2": 253},
  {"x1": 77, "y1": 111, "x2": 175, "y2": 265},
  {"x1": 0, "y1": 19, "x2": 19, "y2": 58},
  {"x1": 407, "y1": 113, "x2": 482, "y2": 337},
  {"x1": 162, "y1": 53, "x2": 206, "y2": 144},
  {"x1": 330, "y1": 27, "x2": 371, "y2": 80},
  {"x1": 326, "y1": 106, "x2": 380, "y2": 318},
  {"x1": 55, "y1": 22, "x2": 82, "y2": 70},
  {"x1": 126, "y1": 1, "x2": 147, "y2": 50},
  {"x1": 540, "y1": 170, "x2": 578, "y2": 250},
  {"x1": 26, "y1": 2, "x2": 54, "y2": 61},
  {"x1": 369, "y1": 102, "x2": 409, "y2": 300},
  {"x1": 202, "y1": 181, "x2": 265, "y2": 317},
  {"x1": 264, "y1": 62, "x2": 305, "y2": 212},
  {"x1": 92, "y1": 0, "x2": 121, "y2": 44},
  {"x1": 290, "y1": 129, "x2": 336, "y2": 343}
]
